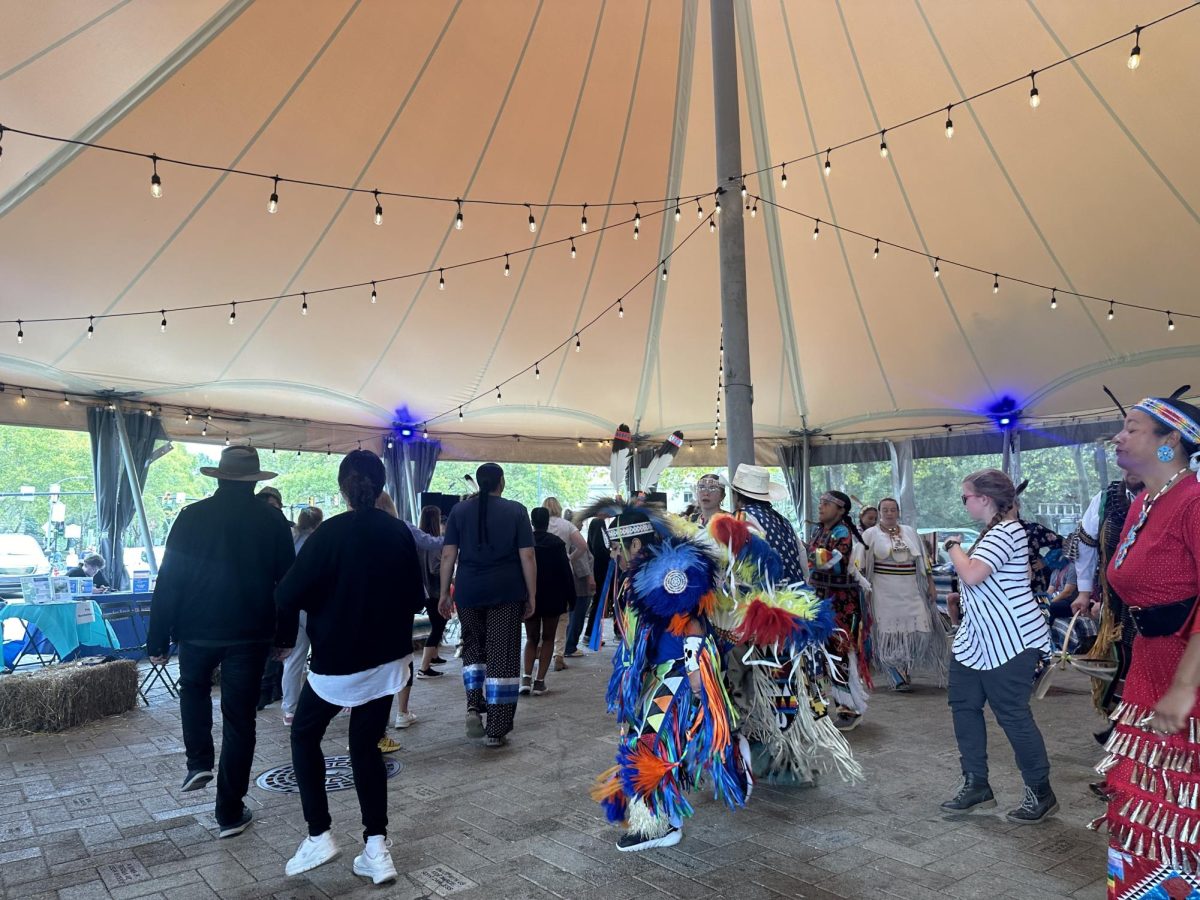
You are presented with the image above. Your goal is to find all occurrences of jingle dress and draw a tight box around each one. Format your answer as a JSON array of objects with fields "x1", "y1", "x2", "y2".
[{"x1": 1096, "y1": 477, "x2": 1200, "y2": 897}]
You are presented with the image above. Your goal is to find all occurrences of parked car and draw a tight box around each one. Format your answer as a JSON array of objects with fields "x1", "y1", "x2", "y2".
[{"x1": 0, "y1": 534, "x2": 52, "y2": 598}]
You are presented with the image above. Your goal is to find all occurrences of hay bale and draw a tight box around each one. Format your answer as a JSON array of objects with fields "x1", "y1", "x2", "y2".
[{"x1": 0, "y1": 659, "x2": 138, "y2": 733}]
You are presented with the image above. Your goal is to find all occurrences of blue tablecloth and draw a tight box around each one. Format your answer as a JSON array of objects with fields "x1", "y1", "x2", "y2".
[
  {"x1": 0, "y1": 600, "x2": 119, "y2": 663},
  {"x1": 94, "y1": 593, "x2": 153, "y2": 659}
]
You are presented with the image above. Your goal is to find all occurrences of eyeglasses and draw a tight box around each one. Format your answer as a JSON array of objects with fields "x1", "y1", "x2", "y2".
[
  {"x1": 961, "y1": 493, "x2": 980, "y2": 505},
  {"x1": 696, "y1": 484, "x2": 723, "y2": 494}
]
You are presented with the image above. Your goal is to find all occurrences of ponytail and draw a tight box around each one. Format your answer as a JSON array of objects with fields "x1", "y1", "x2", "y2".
[
  {"x1": 475, "y1": 463, "x2": 504, "y2": 545},
  {"x1": 963, "y1": 468, "x2": 1021, "y2": 556}
]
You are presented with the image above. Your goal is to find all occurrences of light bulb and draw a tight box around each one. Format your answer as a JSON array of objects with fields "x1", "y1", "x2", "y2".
[
  {"x1": 933, "y1": 258, "x2": 940, "y2": 278},
  {"x1": 150, "y1": 174, "x2": 162, "y2": 199},
  {"x1": 618, "y1": 301, "x2": 624, "y2": 318},
  {"x1": 18, "y1": 390, "x2": 26, "y2": 405},
  {"x1": 268, "y1": 176, "x2": 280, "y2": 214},
  {"x1": 570, "y1": 239, "x2": 576, "y2": 259},
  {"x1": 782, "y1": 163, "x2": 789, "y2": 187},
  {"x1": 228, "y1": 303, "x2": 236, "y2": 325},
  {"x1": 202, "y1": 423, "x2": 207, "y2": 436},
  {"x1": 675, "y1": 200, "x2": 681, "y2": 221},
  {"x1": 1029, "y1": 72, "x2": 1040, "y2": 108},
  {"x1": 1049, "y1": 288, "x2": 1057, "y2": 310},
  {"x1": 812, "y1": 220, "x2": 820, "y2": 240},
  {"x1": 1128, "y1": 29, "x2": 1141, "y2": 69},
  {"x1": 423, "y1": 425, "x2": 429, "y2": 439},
  {"x1": 750, "y1": 200, "x2": 757, "y2": 218},
  {"x1": 1107, "y1": 302, "x2": 1115, "y2": 321},
  {"x1": 993, "y1": 275, "x2": 999, "y2": 294},
  {"x1": 527, "y1": 204, "x2": 536, "y2": 233},
  {"x1": 373, "y1": 191, "x2": 383, "y2": 226},
  {"x1": 824, "y1": 150, "x2": 831, "y2": 177},
  {"x1": 577, "y1": 438, "x2": 582, "y2": 447},
  {"x1": 370, "y1": 282, "x2": 377, "y2": 304},
  {"x1": 16, "y1": 320, "x2": 23, "y2": 343},
  {"x1": 185, "y1": 412, "x2": 192, "y2": 423},
  {"x1": 945, "y1": 106, "x2": 954, "y2": 139},
  {"x1": 455, "y1": 200, "x2": 464, "y2": 230},
  {"x1": 714, "y1": 196, "x2": 721, "y2": 216},
  {"x1": 160, "y1": 311, "x2": 167, "y2": 332},
  {"x1": 873, "y1": 240, "x2": 880, "y2": 259},
  {"x1": 301, "y1": 293, "x2": 308, "y2": 316},
  {"x1": 879, "y1": 131, "x2": 889, "y2": 158},
  {"x1": 661, "y1": 263, "x2": 668, "y2": 281},
  {"x1": 535, "y1": 362, "x2": 541, "y2": 379},
  {"x1": 580, "y1": 204, "x2": 588, "y2": 232},
  {"x1": 504, "y1": 254, "x2": 510, "y2": 277},
  {"x1": 87, "y1": 316, "x2": 94, "y2": 339},
  {"x1": 438, "y1": 268, "x2": 445, "y2": 291},
  {"x1": 458, "y1": 407, "x2": 463, "y2": 420},
  {"x1": 740, "y1": 181, "x2": 748, "y2": 200},
  {"x1": 575, "y1": 333, "x2": 581, "y2": 352},
  {"x1": 64, "y1": 395, "x2": 70, "y2": 406},
  {"x1": 496, "y1": 386, "x2": 502, "y2": 401},
  {"x1": 1168, "y1": 312, "x2": 1175, "y2": 331},
  {"x1": 709, "y1": 217, "x2": 716, "y2": 233},
  {"x1": 696, "y1": 199, "x2": 703, "y2": 220}
]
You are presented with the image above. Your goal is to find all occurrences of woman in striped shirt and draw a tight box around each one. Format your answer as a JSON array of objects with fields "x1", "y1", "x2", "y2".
[{"x1": 941, "y1": 468, "x2": 1055, "y2": 824}]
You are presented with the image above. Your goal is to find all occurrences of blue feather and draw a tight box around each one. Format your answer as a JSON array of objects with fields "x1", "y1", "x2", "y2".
[
  {"x1": 631, "y1": 540, "x2": 717, "y2": 620},
  {"x1": 741, "y1": 534, "x2": 784, "y2": 584}
]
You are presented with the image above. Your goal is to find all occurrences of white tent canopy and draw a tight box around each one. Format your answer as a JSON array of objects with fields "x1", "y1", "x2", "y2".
[{"x1": 1, "y1": 0, "x2": 1197, "y2": 463}]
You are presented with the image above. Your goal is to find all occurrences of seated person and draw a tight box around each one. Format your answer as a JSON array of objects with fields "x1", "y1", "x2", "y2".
[{"x1": 67, "y1": 553, "x2": 110, "y2": 592}]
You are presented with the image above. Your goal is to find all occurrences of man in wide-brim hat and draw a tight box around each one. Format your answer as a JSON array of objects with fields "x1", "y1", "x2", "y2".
[
  {"x1": 728, "y1": 464, "x2": 806, "y2": 585},
  {"x1": 148, "y1": 445, "x2": 295, "y2": 839}
]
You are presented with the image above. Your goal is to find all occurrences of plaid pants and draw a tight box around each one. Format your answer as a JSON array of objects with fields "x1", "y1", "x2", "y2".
[{"x1": 459, "y1": 601, "x2": 524, "y2": 738}]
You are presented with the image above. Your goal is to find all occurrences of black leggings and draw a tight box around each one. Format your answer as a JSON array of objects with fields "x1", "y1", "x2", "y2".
[
  {"x1": 426, "y1": 604, "x2": 448, "y2": 647},
  {"x1": 290, "y1": 683, "x2": 392, "y2": 840}
]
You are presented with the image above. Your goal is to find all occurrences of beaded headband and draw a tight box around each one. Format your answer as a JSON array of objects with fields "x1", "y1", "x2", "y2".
[{"x1": 1134, "y1": 397, "x2": 1200, "y2": 445}]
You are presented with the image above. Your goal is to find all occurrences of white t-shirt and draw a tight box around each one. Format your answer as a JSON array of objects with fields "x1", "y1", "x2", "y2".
[
  {"x1": 308, "y1": 653, "x2": 412, "y2": 707},
  {"x1": 952, "y1": 520, "x2": 1050, "y2": 670},
  {"x1": 1074, "y1": 491, "x2": 1102, "y2": 594}
]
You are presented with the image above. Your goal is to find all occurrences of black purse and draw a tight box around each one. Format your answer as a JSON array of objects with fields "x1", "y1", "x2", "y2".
[{"x1": 1128, "y1": 597, "x2": 1198, "y2": 638}]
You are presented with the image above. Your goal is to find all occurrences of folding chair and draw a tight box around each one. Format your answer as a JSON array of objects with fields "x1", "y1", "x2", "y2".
[
  {"x1": 101, "y1": 599, "x2": 177, "y2": 704},
  {"x1": 132, "y1": 599, "x2": 178, "y2": 703}
]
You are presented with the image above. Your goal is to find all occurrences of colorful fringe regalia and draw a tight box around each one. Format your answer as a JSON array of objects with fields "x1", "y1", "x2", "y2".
[
  {"x1": 706, "y1": 514, "x2": 864, "y2": 786},
  {"x1": 808, "y1": 523, "x2": 873, "y2": 717},
  {"x1": 592, "y1": 526, "x2": 751, "y2": 839}
]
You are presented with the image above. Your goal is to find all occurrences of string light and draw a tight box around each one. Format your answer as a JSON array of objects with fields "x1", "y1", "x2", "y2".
[
  {"x1": 1128, "y1": 26, "x2": 1142, "y2": 69},
  {"x1": 933, "y1": 257, "x2": 940, "y2": 278},
  {"x1": 1168, "y1": 311, "x2": 1175, "y2": 331},
  {"x1": 185, "y1": 411, "x2": 192, "y2": 423},
  {"x1": 993, "y1": 274, "x2": 1000, "y2": 293},
  {"x1": 879, "y1": 130, "x2": 889, "y2": 158},
  {"x1": 709, "y1": 216, "x2": 716, "y2": 233},
  {"x1": 63, "y1": 394, "x2": 70, "y2": 406},
  {"x1": 534, "y1": 361, "x2": 541, "y2": 379},
  {"x1": 438, "y1": 268, "x2": 445, "y2": 291},
  {"x1": 504, "y1": 254, "x2": 510, "y2": 277},
  {"x1": 1049, "y1": 287, "x2": 1057, "y2": 310},
  {"x1": 618, "y1": 300, "x2": 624, "y2": 318},
  {"x1": 496, "y1": 386, "x2": 502, "y2": 401},
  {"x1": 714, "y1": 193, "x2": 721, "y2": 216},
  {"x1": 750, "y1": 198, "x2": 757, "y2": 218},
  {"x1": 16, "y1": 320, "x2": 23, "y2": 343},
  {"x1": 873, "y1": 239, "x2": 880, "y2": 259},
  {"x1": 660, "y1": 262, "x2": 668, "y2": 281},
  {"x1": 526, "y1": 203, "x2": 537, "y2": 233},
  {"x1": 18, "y1": 389, "x2": 26, "y2": 405},
  {"x1": 696, "y1": 198, "x2": 703, "y2": 220},
  {"x1": 300, "y1": 292, "x2": 308, "y2": 316},
  {"x1": 201, "y1": 420, "x2": 207, "y2": 436},
  {"x1": 633, "y1": 203, "x2": 640, "y2": 240},
  {"x1": 580, "y1": 203, "x2": 588, "y2": 232},
  {"x1": 577, "y1": 438, "x2": 583, "y2": 447},
  {"x1": 458, "y1": 406, "x2": 463, "y2": 420},
  {"x1": 823, "y1": 150, "x2": 831, "y2": 177},
  {"x1": 674, "y1": 199, "x2": 681, "y2": 221},
  {"x1": 570, "y1": 238, "x2": 576, "y2": 259},
  {"x1": 422, "y1": 424, "x2": 429, "y2": 439},
  {"x1": 575, "y1": 333, "x2": 582, "y2": 352},
  {"x1": 268, "y1": 175, "x2": 280, "y2": 214},
  {"x1": 781, "y1": 162, "x2": 789, "y2": 188},
  {"x1": 740, "y1": 181, "x2": 748, "y2": 201},
  {"x1": 159, "y1": 311, "x2": 167, "y2": 332},
  {"x1": 1029, "y1": 71, "x2": 1040, "y2": 108},
  {"x1": 944, "y1": 106, "x2": 954, "y2": 139},
  {"x1": 149, "y1": 154, "x2": 162, "y2": 199},
  {"x1": 455, "y1": 199, "x2": 464, "y2": 230},
  {"x1": 225, "y1": 434, "x2": 231, "y2": 445},
  {"x1": 1108, "y1": 300, "x2": 1115, "y2": 321},
  {"x1": 370, "y1": 281, "x2": 377, "y2": 304},
  {"x1": 812, "y1": 219, "x2": 820, "y2": 240},
  {"x1": 228, "y1": 302, "x2": 236, "y2": 325},
  {"x1": 87, "y1": 316, "x2": 94, "y2": 339},
  {"x1": 373, "y1": 190, "x2": 383, "y2": 226}
]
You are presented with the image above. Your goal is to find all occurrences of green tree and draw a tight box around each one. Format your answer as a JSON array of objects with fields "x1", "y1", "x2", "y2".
[{"x1": 428, "y1": 462, "x2": 594, "y2": 512}]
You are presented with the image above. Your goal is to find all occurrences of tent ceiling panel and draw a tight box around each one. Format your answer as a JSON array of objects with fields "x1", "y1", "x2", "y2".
[{"x1": 1, "y1": 0, "x2": 1197, "y2": 460}]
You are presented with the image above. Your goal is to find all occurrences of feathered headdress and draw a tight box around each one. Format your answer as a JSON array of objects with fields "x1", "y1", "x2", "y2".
[
  {"x1": 630, "y1": 539, "x2": 719, "y2": 620},
  {"x1": 610, "y1": 424, "x2": 632, "y2": 496}
]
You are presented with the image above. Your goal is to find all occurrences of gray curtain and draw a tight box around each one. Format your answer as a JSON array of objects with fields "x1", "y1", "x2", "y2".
[
  {"x1": 382, "y1": 438, "x2": 441, "y2": 522},
  {"x1": 888, "y1": 438, "x2": 918, "y2": 527},
  {"x1": 775, "y1": 442, "x2": 805, "y2": 526},
  {"x1": 87, "y1": 407, "x2": 163, "y2": 591}
]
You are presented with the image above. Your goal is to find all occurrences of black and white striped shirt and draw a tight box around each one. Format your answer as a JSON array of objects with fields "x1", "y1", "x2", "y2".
[{"x1": 952, "y1": 520, "x2": 1050, "y2": 670}]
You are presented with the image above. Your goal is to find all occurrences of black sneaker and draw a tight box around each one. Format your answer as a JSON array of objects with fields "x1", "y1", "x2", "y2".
[
  {"x1": 1007, "y1": 784, "x2": 1058, "y2": 824},
  {"x1": 431, "y1": 657, "x2": 447, "y2": 665},
  {"x1": 218, "y1": 809, "x2": 253, "y2": 839},
  {"x1": 415, "y1": 668, "x2": 443, "y2": 679},
  {"x1": 616, "y1": 827, "x2": 682, "y2": 852},
  {"x1": 181, "y1": 769, "x2": 213, "y2": 792},
  {"x1": 940, "y1": 774, "x2": 996, "y2": 812}
]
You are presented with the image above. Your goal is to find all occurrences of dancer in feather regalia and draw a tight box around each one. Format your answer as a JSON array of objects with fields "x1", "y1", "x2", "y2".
[
  {"x1": 588, "y1": 501, "x2": 751, "y2": 853},
  {"x1": 703, "y1": 512, "x2": 864, "y2": 788}
]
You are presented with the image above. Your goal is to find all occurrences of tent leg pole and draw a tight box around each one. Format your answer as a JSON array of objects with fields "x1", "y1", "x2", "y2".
[
  {"x1": 113, "y1": 405, "x2": 159, "y2": 578},
  {"x1": 710, "y1": 0, "x2": 754, "y2": 472}
]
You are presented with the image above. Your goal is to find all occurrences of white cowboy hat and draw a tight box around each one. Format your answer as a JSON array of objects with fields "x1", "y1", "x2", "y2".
[
  {"x1": 730, "y1": 464, "x2": 787, "y2": 502},
  {"x1": 199, "y1": 445, "x2": 278, "y2": 481}
]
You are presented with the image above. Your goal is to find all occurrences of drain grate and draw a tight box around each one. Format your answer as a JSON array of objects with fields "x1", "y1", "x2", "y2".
[{"x1": 256, "y1": 755, "x2": 403, "y2": 794}]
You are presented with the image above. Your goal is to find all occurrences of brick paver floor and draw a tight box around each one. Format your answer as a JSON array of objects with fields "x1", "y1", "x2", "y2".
[{"x1": 0, "y1": 647, "x2": 1110, "y2": 899}]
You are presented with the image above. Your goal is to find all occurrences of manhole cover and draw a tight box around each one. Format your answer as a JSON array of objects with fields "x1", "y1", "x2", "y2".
[{"x1": 256, "y1": 755, "x2": 403, "y2": 794}]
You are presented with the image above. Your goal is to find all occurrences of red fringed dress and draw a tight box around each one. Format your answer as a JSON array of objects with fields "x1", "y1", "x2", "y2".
[{"x1": 1098, "y1": 477, "x2": 1200, "y2": 897}]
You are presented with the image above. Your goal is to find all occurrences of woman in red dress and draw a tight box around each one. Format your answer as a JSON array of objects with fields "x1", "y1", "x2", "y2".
[{"x1": 1094, "y1": 395, "x2": 1200, "y2": 898}]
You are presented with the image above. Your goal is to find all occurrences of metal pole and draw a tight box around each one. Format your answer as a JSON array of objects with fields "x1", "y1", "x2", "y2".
[
  {"x1": 800, "y1": 432, "x2": 812, "y2": 537},
  {"x1": 710, "y1": 0, "x2": 754, "y2": 473},
  {"x1": 112, "y1": 405, "x2": 159, "y2": 578}
]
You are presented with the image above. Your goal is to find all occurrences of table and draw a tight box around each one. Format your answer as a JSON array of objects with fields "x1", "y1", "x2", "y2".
[
  {"x1": 0, "y1": 600, "x2": 118, "y2": 668},
  {"x1": 94, "y1": 593, "x2": 153, "y2": 660}
]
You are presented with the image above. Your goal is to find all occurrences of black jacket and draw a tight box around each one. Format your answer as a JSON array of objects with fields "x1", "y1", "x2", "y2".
[
  {"x1": 532, "y1": 531, "x2": 575, "y2": 618},
  {"x1": 275, "y1": 507, "x2": 424, "y2": 676},
  {"x1": 147, "y1": 482, "x2": 295, "y2": 655}
]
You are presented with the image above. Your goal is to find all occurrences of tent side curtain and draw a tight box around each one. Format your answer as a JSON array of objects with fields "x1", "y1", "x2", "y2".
[
  {"x1": 775, "y1": 443, "x2": 805, "y2": 525},
  {"x1": 86, "y1": 407, "x2": 163, "y2": 590},
  {"x1": 383, "y1": 439, "x2": 441, "y2": 522}
]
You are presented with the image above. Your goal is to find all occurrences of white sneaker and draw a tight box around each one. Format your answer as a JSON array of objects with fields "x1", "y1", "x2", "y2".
[
  {"x1": 353, "y1": 836, "x2": 397, "y2": 885},
  {"x1": 285, "y1": 831, "x2": 339, "y2": 876},
  {"x1": 394, "y1": 711, "x2": 418, "y2": 729}
]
